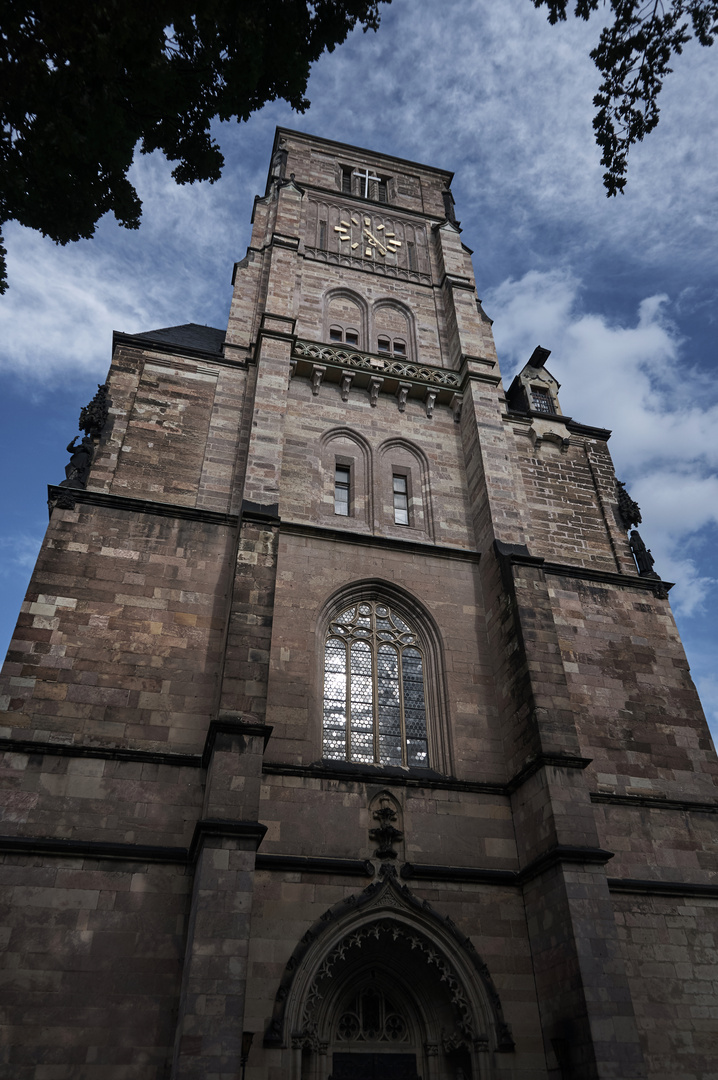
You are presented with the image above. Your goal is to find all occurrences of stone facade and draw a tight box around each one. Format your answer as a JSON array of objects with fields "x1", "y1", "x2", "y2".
[{"x1": 1, "y1": 129, "x2": 716, "y2": 1080}]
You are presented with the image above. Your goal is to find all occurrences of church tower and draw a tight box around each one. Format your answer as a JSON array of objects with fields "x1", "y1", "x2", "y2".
[{"x1": 1, "y1": 129, "x2": 716, "y2": 1080}]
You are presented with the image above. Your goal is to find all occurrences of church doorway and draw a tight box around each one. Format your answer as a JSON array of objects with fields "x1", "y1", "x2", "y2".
[
  {"x1": 270, "y1": 869, "x2": 513, "y2": 1079},
  {"x1": 330, "y1": 1050, "x2": 420, "y2": 1078},
  {"x1": 297, "y1": 926, "x2": 478, "y2": 1079}
]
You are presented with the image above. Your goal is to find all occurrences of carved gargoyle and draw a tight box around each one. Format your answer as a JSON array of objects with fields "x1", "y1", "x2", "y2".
[{"x1": 616, "y1": 480, "x2": 642, "y2": 530}]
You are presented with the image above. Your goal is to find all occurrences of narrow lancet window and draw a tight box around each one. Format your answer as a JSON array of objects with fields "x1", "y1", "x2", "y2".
[
  {"x1": 335, "y1": 466, "x2": 350, "y2": 516},
  {"x1": 322, "y1": 601, "x2": 428, "y2": 767},
  {"x1": 393, "y1": 475, "x2": 409, "y2": 525}
]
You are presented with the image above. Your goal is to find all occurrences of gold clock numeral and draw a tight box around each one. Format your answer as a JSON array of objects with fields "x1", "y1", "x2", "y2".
[
  {"x1": 365, "y1": 247, "x2": 372, "y2": 257},
  {"x1": 351, "y1": 216, "x2": 359, "y2": 226},
  {"x1": 376, "y1": 224, "x2": 384, "y2": 231},
  {"x1": 364, "y1": 216, "x2": 371, "y2": 226},
  {"x1": 351, "y1": 243, "x2": 359, "y2": 250}
]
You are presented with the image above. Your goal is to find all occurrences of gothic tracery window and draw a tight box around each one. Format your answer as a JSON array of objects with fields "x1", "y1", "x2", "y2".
[
  {"x1": 336, "y1": 987, "x2": 409, "y2": 1043},
  {"x1": 323, "y1": 601, "x2": 429, "y2": 767}
]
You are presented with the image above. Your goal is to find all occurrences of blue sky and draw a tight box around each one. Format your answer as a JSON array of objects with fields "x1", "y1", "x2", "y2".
[{"x1": 1, "y1": 0, "x2": 716, "y2": 740}]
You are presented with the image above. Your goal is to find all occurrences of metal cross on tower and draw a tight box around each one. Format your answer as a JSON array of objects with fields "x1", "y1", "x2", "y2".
[{"x1": 352, "y1": 167, "x2": 381, "y2": 198}]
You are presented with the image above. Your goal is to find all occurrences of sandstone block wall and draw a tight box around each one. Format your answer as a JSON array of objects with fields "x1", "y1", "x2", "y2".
[{"x1": 1, "y1": 127, "x2": 716, "y2": 1080}]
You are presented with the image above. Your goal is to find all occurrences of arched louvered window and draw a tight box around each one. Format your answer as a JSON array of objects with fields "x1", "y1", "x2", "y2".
[{"x1": 323, "y1": 601, "x2": 428, "y2": 767}]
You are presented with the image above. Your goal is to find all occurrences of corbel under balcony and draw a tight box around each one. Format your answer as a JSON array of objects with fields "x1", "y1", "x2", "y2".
[{"x1": 292, "y1": 339, "x2": 483, "y2": 415}]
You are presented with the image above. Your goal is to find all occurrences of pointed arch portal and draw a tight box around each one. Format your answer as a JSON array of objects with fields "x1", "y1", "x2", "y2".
[{"x1": 265, "y1": 868, "x2": 514, "y2": 1079}]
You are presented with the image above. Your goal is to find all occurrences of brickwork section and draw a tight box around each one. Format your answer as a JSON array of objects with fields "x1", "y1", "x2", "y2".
[
  {"x1": 1, "y1": 130, "x2": 716, "y2": 1080},
  {"x1": 549, "y1": 576, "x2": 717, "y2": 799},
  {"x1": 259, "y1": 774, "x2": 516, "y2": 870},
  {"x1": 218, "y1": 523, "x2": 279, "y2": 721},
  {"x1": 511, "y1": 432, "x2": 623, "y2": 570},
  {"x1": 0, "y1": 748, "x2": 201, "y2": 847},
  {"x1": 0, "y1": 854, "x2": 189, "y2": 1080},
  {"x1": 90, "y1": 345, "x2": 248, "y2": 514},
  {"x1": 613, "y1": 893, "x2": 718, "y2": 1080},
  {"x1": 0, "y1": 505, "x2": 232, "y2": 752},
  {"x1": 280, "y1": 375, "x2": 473, "y2": 548},
  {"x1": 172, "y1": 838, "x2": 258, "y2": 1080},
  {"x1": 524, "y1": 865, "x2": 646, "y2": 1079},
  {"x1": 595, "y1": 803, "x2": 718, "y2": 884}
]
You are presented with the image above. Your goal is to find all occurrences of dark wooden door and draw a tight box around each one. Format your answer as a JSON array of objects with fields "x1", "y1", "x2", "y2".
[{"x1": 330, "y1": 1052, "x2": 420, "y2": 1079}]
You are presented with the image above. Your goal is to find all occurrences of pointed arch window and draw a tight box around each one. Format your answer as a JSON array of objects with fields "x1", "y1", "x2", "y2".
[{"x1": 323, "y1": 601, "x2": 428, "y2": 768}]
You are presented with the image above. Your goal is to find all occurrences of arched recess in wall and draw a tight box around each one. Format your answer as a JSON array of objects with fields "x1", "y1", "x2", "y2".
[
  {"x1": 315, "y1": 578, "x2": 452, "y2": 776},
  {"x1": 324, "y1": 288, "x2": 369, "y2": 349},
  {"x1": 319, "y1": 427, "x2": 373, "y2": 531},
  {"x1": 264, "y1": 866, "x2": 515, "y2": 1079},
  {"x1": 377, "y1": 437, "x2": 435, "y2": 542},
  {"x1": 372, "y1": 298, "x2": 417, "y2": 360}
]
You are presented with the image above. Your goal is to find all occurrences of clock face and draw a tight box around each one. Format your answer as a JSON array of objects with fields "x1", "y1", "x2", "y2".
[{"x1": 334, "y1": 213, "x2": 402, "y2": 260}]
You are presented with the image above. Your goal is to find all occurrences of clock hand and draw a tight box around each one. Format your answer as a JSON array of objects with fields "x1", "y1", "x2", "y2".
[{"x1": 363, "y1": 228, "x2": 387, "y2": 255}]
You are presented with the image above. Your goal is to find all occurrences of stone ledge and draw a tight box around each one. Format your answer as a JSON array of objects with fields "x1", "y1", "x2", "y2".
[
  {"x1": 256, "y1": 853, "x2": 373, "y2": 876},
  {"x1": 0, "y1": 834, "x2": 188, "y2": 864},
  {"x1": 507, "y1": 752, "x2": 593, "y2": 794},
  {"x1": 112, "y1": 330, "x2": 247, "y2": 368},
  {"x1": 47, "y1": 485, "x2": 238, "y2": 526},
  {"x1": 0, "y1": 717, "x2": 273, "y2": 771},
  {"x1": 0, "y1": 818, "x2": 268, "y2": 865},
  {"x1": 262, "y1": 760, "x2": 505, "y2": 795},
  {"x1": 607, "y1": 877, "x2": 718, "y2": 898},
  {"x1": 279, "y1": 520, "x2": 480, "y2": 562},
  {"x1": 493, "y1": 539, "x2": 673, "y2": 597},
  {"x1": 591, "y1": 791, "x2": 718, "y2": 814},
  {"x1": 0, "y1": 735, "x2": 202, "y2": 769}
]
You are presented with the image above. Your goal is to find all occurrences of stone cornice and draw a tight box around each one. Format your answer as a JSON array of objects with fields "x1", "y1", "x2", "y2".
[
  {"x1": 607, "y1": 877, "x2": 718, "y2": 898},
  {"x1": 256, "y1": 854, "x2": 373, "y2": 876},
  {"x1": 112, "y1": 330, "x2": 247, "y2": 369},
  {"x1": 507, "y1": 753, "x2": 593, "y2": 794},
  {"x1": 403, "y1": 844, "x2": 615, "y2": 888},
  {"x1": 0, "y1": 818, "x2": 268, "y2": 865},
  {"x1": 494, "y1": 540, "x2": 673, "y2": 597},
  {"x1": 0, "y1": 735, "x2": 202, "y2": 769},
  {"x1": 262, "y1": 760, "x2": 505, "y2": 795},
  {"x1": 273, "y1": 127, "x2": 455, "y2": 184},
  {"x1": 0, "y1": 716, "x2": 272, "y2": 772},
  {"x1": 278, "y1": 520, "x2": 480, "y2": 562},
  {"x1": 591, "y1": 791, "x2": 718, "y2": 814},
  {"x1": 47, "y1": 486, "x2": 238, "y2": 527}
]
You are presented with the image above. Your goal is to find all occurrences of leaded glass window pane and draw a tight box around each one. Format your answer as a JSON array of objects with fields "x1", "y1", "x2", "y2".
[
  {"x1": 322, "y1": 602, "x2": 429, "y2": 768},
  {"x1": 323, "y1": 638, "x2": 347, "y2": 759}
]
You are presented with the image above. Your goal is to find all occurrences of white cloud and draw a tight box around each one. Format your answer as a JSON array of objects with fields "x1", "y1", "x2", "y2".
[
  {"x1": 0, "y1": 533, "x2": 44, "y2": 577},
  {"x1": 484, "y1": 268, "x2": 718, "y2": 616}
]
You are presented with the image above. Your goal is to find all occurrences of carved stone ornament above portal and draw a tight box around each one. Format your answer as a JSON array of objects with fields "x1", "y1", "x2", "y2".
[{"x1": 369, "y1": 792, "x2": 404, "y2": 860}]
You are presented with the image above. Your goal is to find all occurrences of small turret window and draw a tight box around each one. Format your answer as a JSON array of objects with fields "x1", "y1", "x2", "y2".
[{"x1": 530, "y1": 386, "x2": 555, "y2": 414}]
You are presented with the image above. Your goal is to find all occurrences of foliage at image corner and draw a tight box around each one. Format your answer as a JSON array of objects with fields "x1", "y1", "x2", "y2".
[
  {"x1": 0, "y1": 0, "x2": 388, "y2": 294},
  {"x1": 533, "y1": 0, "x2": 718, "y2": 196}
]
